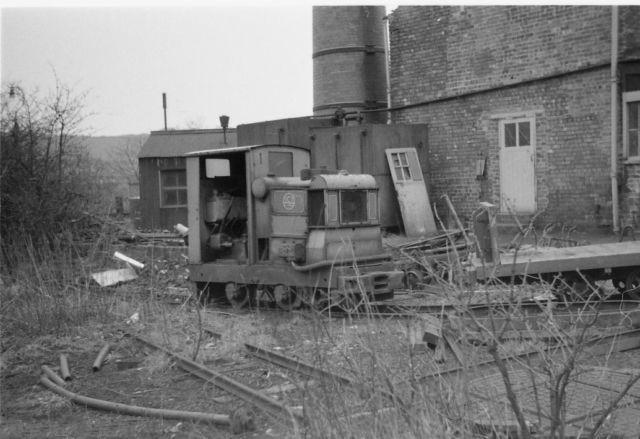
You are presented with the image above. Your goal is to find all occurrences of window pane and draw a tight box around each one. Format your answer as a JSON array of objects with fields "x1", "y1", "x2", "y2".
[
  {"x1": 340, "y1": 190, "x2": 367, "y2": 224},
  {"x1": 177, "y1": 170, "x2": 187, "y2": 186},
  {"x1": 626, "y1": 74, "x2": 640, "y2": 92},
  {"x1": 161, "y1": 171, "x2": 174, "y2": 187},
  {"x1": 177, "y1": 189, "x2": 187, "y2": 205},
  {"x1": 394, "y1": 167, "x2": 405, "y2": 180},
  {"x1": 164, "y1": 190, "x2": 177, "y2": 206},
  {"x1": 630, "y1": 130, "x2": 639, "y2": 157},
  {"x1": 629, "y1": 102, "x2": 639, "y2": 130},
  {"x1": 268, "y1": 151, "x2": 293, "y2": 177},
  {"x1": 308, "y1": 191, "x2": 325, "y2": 226},
  {"x1": 504, "y1": 123, "x2": 516, "y2": 147},
  {"x1": 518, "y1": 122, "x2": 531, "y2": 146},
  {"x1": 398, "y1": 152, "x2": 409, "y2": 166}
]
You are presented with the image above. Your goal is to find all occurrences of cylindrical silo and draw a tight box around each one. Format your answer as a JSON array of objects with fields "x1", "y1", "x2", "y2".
[{"x1": 312, "y1": 6, "x2": 388, "y2": 124}]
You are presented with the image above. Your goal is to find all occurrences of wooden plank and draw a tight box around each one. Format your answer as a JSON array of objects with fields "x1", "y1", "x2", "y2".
[{"x1": 474, "y1": 241, "x2": 640, "y2": 278}]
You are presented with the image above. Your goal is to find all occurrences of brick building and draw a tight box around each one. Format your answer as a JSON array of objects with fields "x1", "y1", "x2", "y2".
[{"x1": 388, "y1": 5, "x2": 640, "y2": 228}]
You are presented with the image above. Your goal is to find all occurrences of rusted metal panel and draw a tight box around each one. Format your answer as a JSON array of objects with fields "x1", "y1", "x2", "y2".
[
  {"x1": 385, "y1": 147, "x2": 437, "y2": 237},
  {"x1": 237, "y1": 117, "x2": 333, "y2": 148}
]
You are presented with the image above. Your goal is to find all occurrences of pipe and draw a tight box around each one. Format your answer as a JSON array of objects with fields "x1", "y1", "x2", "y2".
[
  {"x1": 291, "y1": 253, "x2": 391, "y2": 272},
  {"x1": 383, "y1": 13, "x2": 392, "y2": 124},
  {"x1": 41, "y1": 365, "x2": 66, "y2": 387},
  {"x1": 92, "y1": 343, "x2": 111, "y2": 372},
  {"x1": 39, "y1": 375, "x2": 231, "y2": 426},
  {"x1": 59, "y1": 354, "x2": 71, "y2": 381},
  {"x1": 611, "y1": 5, "x2": 620, "y2": 233},
  {"x1": 113, "y1": 252, "x2": 145, "y2": 270}
]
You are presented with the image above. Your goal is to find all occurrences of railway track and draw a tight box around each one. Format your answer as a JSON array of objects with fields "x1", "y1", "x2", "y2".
[
  {"x1": 128, "y1": 331, "x2": 304, "y2": 428},
  {"x1": 205, "y1": 291, "x2": 640, "y2": 326},
  {"x1": 126, "y1": 328, "x2": 397, "y2": 431}
]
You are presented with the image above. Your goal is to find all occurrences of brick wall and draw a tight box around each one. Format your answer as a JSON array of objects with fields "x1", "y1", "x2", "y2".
[
  {"x1": 389, "y1": 6, "x2": 613, "y2": 104},
  {"x1": 386, "y1": 5, "x2": 640, "y2": 226},
  {"x1": 392, "y1": 67, "x2": 613, "y2": 226}
]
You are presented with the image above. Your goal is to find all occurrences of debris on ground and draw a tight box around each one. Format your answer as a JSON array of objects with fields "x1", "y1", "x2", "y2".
[{"x1": 91, "y1": 267, "x2": 138, "y2": 287}]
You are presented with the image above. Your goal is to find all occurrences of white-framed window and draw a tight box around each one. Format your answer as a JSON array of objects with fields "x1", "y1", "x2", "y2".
[
  {"x1": 389, "y1": 150, "x2": 423, "y2": 181},
  {"x1": 623, "y1": 91, "x2": 640, "y2": 161},
  {"x1": 160, "y1": 169, "x2": 187, "y2": 207},
  {"x1": 499, "y1": 117, "x2": 535, "y2": 149}
]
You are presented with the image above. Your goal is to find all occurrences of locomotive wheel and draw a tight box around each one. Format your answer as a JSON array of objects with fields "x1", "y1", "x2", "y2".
[
  {"x1": 625, "y1": 270, "x2": 640, "y2": 300},
  {"x1": 225, "y1": 282, "x2": 251, "y2": 309},
  {"x1": 405, "y1": 270, "x2": 424, "y2": 290},
  {"x1": 309, "y1": 289, "x2": 331, "y2": 313},
  {"x1": 273, "y1": 285, "x2": 302, "y2": 311},
  {"x1": 557, "y1": 272, "x2": 598, "y2": 300},
  {"x1": 612, "y1": 277, "x2": 627, "y2": 294}
]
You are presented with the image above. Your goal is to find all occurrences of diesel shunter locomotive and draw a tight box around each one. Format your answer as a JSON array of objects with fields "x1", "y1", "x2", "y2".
[{"x1": 185, "y1": 144, "x2": 404, "y2": 310}]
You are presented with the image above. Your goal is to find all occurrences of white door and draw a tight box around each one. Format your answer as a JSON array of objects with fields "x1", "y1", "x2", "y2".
[
  {"x1": 385, "y1": 148, "x2": 437, "y2": 237},
  {"x1": 499, "y1": 118, "x2": 536, "y2": 213}
]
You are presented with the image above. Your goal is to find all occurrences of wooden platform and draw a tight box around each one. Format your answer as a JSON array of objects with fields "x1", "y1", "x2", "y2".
[{"x1": 472, "y1": 241, "x2": 640, "y2": 279}]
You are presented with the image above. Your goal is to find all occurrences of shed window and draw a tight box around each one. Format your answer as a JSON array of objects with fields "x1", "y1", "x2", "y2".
[
  {"x1": 624, "y1": 91, "x2": 640, "y2": 160},
  {"x1": 160, "y1": 169, "x2": 187, "y2": 207}
]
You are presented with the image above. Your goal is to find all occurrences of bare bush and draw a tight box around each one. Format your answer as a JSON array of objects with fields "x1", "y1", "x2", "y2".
[{"x1": 0, "y1": 78, "x2": 108, "y2": 257}]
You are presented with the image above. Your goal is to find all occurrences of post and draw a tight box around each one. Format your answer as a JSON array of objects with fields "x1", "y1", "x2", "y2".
[
  {"x1": 162, "y1": 92, "x2": 167, "y2": 131},
  {"x1": 611, "y1": 6, "x2": 620, "y2": 232}
]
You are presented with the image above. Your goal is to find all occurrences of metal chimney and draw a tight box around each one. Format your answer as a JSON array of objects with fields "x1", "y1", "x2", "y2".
[{"x1": 312, "y1": 6, "x2": 388, "y2": 124}]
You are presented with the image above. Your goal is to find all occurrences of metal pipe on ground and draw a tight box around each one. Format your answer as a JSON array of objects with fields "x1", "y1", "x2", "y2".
[
  {"x1": 59, "y1": 354, "x2": 71, "y2": 381},
  {"x1": 93, "y1": 343, "x2": 111, "y2": 372},
  {"x1": 41, "y1": 365, "x2": 66, "y2": 387},
  {"x1": 39, "y1": 375, "x2": 232, "y2": 427}
]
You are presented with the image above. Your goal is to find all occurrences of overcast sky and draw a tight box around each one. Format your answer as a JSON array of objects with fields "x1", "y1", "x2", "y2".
[{"x1": 1, "y1": 4, "x2": 323, "y2": 136}]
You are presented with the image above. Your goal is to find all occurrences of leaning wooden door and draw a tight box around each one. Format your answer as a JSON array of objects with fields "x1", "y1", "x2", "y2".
[
  {"x1": 499, "y1": 118, "x2": 536, "y2": 213},
  {"x1": 385, "y1": 148, "x2": 437, "y2": 237}
]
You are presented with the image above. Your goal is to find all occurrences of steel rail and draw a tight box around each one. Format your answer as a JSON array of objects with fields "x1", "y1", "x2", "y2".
[
  {"x1": 128, "y1": 332, "x2": 303, "y2": 427},
  {"x1": 203, "y1": 327, "x2": 403, "y2": 406},
  {"x1": 419, "y1": 327, "x2": 640, "y2": 382}
]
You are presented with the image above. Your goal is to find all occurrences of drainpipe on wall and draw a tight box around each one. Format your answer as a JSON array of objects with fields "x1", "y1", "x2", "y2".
[
  {"x1": 611, "y1": 5, "x2": 620, "y2": 233},
  {"x1": 383, "y1": 13, "x2": 392, "y2": 124}
]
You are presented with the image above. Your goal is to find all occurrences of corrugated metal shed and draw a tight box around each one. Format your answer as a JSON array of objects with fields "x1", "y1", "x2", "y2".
[{"x1": 139, "y1": 129, "x2": 237, "y2": 158}]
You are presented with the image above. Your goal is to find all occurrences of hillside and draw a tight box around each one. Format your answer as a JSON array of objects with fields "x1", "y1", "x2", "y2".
[{"x1": 82, "y1": 134, "x2": 149, "y2": 162}]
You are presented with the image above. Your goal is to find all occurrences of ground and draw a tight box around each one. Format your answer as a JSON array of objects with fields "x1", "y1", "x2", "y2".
[{"x1": 2, "y1": 226, "x2": 640, "y2": 438}]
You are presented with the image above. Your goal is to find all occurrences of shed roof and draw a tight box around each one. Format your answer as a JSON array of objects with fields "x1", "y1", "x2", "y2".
[
  {"x1": 184, "y1": 144, "x2": 306, "y2": 157},
  {"x1": 138, "y1": 129, "x2": 237, "y2": 158}
]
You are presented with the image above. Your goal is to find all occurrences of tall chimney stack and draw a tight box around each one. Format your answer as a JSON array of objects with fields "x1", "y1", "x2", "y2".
[{"x1": 312, "y1": 6, "x2": 388, "y2": 124}]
